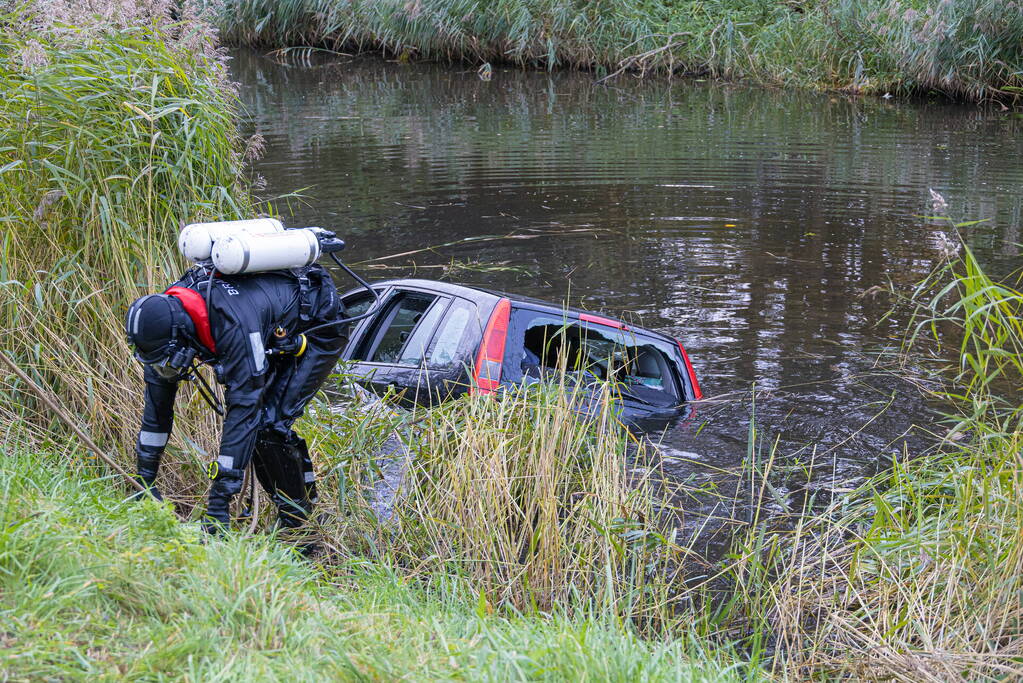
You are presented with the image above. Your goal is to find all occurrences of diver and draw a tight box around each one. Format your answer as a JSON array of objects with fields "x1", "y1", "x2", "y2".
[{"x1": 124, "y1": 257, "x2": 345, "y2": 534}]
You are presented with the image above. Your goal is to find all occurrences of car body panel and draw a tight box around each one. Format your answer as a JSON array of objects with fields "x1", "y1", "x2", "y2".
[{"x1": 338, "y1": 279, "x2": 700, "y2": 417}]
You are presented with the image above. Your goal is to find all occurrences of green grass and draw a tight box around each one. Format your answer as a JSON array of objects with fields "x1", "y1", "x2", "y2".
[
  {"x1": 0, "y1": 447, "x2": 754, "y2": 681},
  {"x1": 203, "y1": 0, "x2": 1023, "y2": 102},
  {"x1": 708, "y1": 231, "x2": 1023, "y2": 678}
]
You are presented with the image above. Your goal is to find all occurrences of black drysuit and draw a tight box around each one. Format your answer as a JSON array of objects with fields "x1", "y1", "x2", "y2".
[{"x1": 134, "y1": 264, "x2": 344, "y2": 528}]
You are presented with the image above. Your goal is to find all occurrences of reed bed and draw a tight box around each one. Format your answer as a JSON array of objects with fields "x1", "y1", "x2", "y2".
[
  {"x1": 203, "y1": 0, "x2": 1023, "y2": 102},
  {"x1": 395, "y1": 383, "x2": 681, "y2": 621},
  {"x1": 714, "y1": 233, "x2": 1023, "y2": 679},
  {"x1": 0, "y1": 12, "x2": 255, "y2": 501},
  {"x1": 294, "y1": 380, "x2": 691, "y2": 631}
]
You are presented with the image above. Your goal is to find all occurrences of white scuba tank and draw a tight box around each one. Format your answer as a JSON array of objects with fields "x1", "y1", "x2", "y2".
[
  {"x1": 211, "y1": 228, "x2": 321, "y2": 275},
  {"x1": 178, "y1": 218, "x2": 284, "y2": 262}
]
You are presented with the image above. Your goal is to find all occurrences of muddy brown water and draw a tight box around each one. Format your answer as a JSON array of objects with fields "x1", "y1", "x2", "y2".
[{"x1": 231, "y1": 50, "x2": 1023, "y2": 549}]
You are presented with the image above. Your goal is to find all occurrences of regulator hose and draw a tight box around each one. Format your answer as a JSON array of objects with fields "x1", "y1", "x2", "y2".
[
  {"x1": 186, "y1": 361, "x2": 225, "y2": 416},
  {"x1": 301, "y1": 252, "x2": 383, "y2": 335}
]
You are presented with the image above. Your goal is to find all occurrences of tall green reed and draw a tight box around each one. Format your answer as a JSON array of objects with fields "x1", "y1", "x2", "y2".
[
  {"x1": 0, "y1": 16, "x2": 256, "y2": 496},
  {"x1": 299, "y1": 378, "x2": 691, "y2": 631},
  {"x1": 202, "y1": 0, "x2": 1023, "y2": 102},
  {"x1": 713, "y1": 230, "x2": 1023, "y2": 678}
]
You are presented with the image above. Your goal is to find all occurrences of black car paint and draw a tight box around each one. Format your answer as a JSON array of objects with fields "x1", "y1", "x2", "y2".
[{"x1": 338, "y1": 279, "x2": 698, "y2": 418}]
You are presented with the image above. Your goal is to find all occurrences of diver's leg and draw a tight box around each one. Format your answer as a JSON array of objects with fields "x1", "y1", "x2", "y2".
[
  {"x1": 259, "y1": 333, "x2": 342, "y2": 528},
  {"x1": 203, "y1": 466, "x2": 244, "y2": 533}
]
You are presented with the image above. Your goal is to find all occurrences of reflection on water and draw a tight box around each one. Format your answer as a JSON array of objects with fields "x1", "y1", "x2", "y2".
[{"x1": 232, "y1": 50, "x2": 1023, "y2": 544}]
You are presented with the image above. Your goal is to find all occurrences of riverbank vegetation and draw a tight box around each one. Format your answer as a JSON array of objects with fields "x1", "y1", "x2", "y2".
[
  {"x1": 303, "y1": 382, "x2": 691, "y2": 629},
  {"x1": 0, "y1": 8, "x2": 252, "y2": 485},
  {"x1": 2, "y1": 4, "x2": 1023, "y2": 680},
  {"x1": 723, "y1": 238, "x2": 1023, "y2": 678},
  {"x1": 206, "y1": 0, "x2": 1023, "y2": 103},
  {"x1": 0, "y1": 449, "x2": 749, "y2": 680}
]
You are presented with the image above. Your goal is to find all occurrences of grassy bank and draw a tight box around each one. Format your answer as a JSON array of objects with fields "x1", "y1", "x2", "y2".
[
  {"x1": 205, "y1": 0, "x2": 1023, "y2": 102},
  {"x1": 0, "y1": 448, "x2": 752, "y2": 681}
]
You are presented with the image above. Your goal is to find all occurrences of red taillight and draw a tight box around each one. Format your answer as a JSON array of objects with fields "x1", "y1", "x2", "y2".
[
  {"x1": 471, "y1": 298, "x2": 511, "y2": 395},
  {"x1": 676, "y1": 340, "x2": 703, "y2": 400}
]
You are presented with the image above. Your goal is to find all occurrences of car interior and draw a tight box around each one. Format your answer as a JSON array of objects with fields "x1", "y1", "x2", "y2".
[
  {"x1": 519, "y1": 321, "x2": 678, "y2": 405},
  {"x1": 352, "y1": 292, "x2": 441, "y2": 363}
]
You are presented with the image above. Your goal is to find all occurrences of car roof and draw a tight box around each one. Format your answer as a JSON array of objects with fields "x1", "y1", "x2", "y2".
[{"x1": 351, "y1": 278, "x2": 678, "y2": 345}]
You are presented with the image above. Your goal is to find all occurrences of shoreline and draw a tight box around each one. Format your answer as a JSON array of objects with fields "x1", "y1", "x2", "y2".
[{"x1": 210, "y1": 0, "x2": 1023, "y2": 106}]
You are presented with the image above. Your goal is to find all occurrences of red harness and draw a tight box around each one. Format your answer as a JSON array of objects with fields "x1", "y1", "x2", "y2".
[{"x1": 165, "y1": 286, "x2": 216, "y2": 353}]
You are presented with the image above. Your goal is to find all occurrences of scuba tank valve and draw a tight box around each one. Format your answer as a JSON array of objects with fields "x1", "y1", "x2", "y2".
[{"x1": 175, "y1": 218, "x2": 380, "y2": 342}]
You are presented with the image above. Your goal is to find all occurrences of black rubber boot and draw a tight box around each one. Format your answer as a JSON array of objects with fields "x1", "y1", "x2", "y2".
[
  {"x1": 129, "y1": 453, "x2": 163, "y2": 501},
  {"x1": 279, "y1": 434, "x2": 317, "y2": 530},
  {"x1": 202, "y1": 466, "x2": 244, "y2": 534},
  {"x1": 252, "y1": 431, "x2": 314, "y2": 529}
]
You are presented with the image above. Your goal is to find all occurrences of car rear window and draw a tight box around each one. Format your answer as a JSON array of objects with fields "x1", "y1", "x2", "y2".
[{"x1": 504, "y1": 311, "x2": 681, "y2": 405}]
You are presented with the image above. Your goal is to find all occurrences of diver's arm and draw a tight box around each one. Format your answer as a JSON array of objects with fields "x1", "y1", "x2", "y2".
[{"x1": 133, "y1": 365, "x2": 179, "y2": 498}]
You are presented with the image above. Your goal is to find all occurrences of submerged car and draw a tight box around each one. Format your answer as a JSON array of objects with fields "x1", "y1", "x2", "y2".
[{"x1": 337, "y1": 279, "x2": 702, "y2": 418}]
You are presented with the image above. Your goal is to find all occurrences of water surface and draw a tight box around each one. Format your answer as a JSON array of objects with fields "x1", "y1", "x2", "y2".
[{"x1": 232, "y1": 50, "x2": 1023, "y2": 544}]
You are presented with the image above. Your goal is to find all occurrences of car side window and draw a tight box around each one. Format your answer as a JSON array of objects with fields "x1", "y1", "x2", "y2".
[
  {"x1": 396, "y1": 298, "x2": 447, "y2": 365},
  {"x1": 342, "y1": 291, "x2": 375, "y2": 318},
  {"x1": 354, "y1": 291, "x2": 445, "y2": 365},
  {"x1": 427, "y1": 299, "x2": 476, "y2": 366}
]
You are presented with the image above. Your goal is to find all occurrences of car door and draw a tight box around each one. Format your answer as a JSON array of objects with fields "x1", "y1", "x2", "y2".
[
  {"x1": 339, "y1": 284, "x2": 391, "y2": 357},
  {"x1": 343, "y1": 286, "x2": 483, "y2": 404}
]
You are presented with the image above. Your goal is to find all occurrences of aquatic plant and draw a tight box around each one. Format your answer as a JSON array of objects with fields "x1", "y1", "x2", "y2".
[{"x1": 714, "y1": 231, "x2": 1023, "y2": 678}]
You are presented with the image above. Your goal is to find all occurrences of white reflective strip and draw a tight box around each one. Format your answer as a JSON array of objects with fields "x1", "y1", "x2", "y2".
[
  {"x1": 130, "y1": 294, "x2": 153, "y2": 336},
  {"x1": 138, "y1": 431, "x2": 168, "y2": 447},
  {"x1": 249, "y1": 332, "x2": 265, "y2": 372},
  {"x1": 304, "y1": 471, "x2": 316, "y2": 483},
  {"x1": 217, "y1": 455, "x2": 235, "y2": 469}
]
